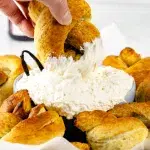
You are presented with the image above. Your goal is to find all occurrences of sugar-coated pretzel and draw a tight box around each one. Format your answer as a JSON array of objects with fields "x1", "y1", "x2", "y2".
[{"x1": 28, "y1": 0, "x2": 100, "y2": 63}]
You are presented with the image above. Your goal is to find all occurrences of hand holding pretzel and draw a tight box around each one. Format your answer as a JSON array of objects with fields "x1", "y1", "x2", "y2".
[
  {"x1": 28, "y1": 0, "x2": 100, "y2": 62},
  {"x1": 0, "y1": 0, "x2": 72, "y2": 37}
]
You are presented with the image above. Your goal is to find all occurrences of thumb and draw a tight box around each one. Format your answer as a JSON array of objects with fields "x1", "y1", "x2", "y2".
[{"x1": 41, "y1": 0, "x2": 72, "y2": 25}]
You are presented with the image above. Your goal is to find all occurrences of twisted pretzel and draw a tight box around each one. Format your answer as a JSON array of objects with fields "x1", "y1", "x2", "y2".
[
  {"x1": 75, "y1": 110, "x2": 148, "y2": 150},
  {"x1": 28, "y1": 0, "x2": 100, "y2": 63}
]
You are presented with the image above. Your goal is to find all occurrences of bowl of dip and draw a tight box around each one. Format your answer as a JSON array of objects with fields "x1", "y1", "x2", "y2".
[{"x1": 14, "y1": 38, "x2": 136, "y2": 120}]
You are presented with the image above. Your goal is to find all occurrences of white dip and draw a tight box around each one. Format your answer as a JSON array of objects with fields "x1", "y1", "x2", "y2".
[{"x1": 16, "y1": 38, "x2": 135, "y2": 119}]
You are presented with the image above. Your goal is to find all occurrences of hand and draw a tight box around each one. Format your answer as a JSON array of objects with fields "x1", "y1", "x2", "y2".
[
  {"x1": 38, "y1": 0, "x2": 72, "y2": 25},
  {"x1": 0, "y1": 0, "x2": 72, "y2": 37}
]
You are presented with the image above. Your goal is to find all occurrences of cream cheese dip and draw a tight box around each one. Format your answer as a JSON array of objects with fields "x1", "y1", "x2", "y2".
[{"x1": 16, "y1": 39, "x2": 135, "y2": 119}]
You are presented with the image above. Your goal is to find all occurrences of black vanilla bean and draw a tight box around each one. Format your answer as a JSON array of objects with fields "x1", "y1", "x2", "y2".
[{"x1": 20, "y1": 50, "x2": 44, "y2": 76}]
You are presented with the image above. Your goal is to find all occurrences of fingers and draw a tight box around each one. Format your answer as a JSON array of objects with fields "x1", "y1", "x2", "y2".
[
  {"x1": 41, "y1": 0, "x2": 72, "y2": 25},
  {"x1": 0, "y1": 0, "x2": 34, "y2": 37},
  {"x1": 15, "y1": 1, "x2": 30, "y2": 19},
  {"x1": 17, "y1": 0, "x2": 72, "y2": 25}
]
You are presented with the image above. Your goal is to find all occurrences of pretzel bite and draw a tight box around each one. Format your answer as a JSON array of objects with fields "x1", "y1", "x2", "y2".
[
  {"x1": 67, "y1": 20, "x2": 100, "y2": 50},
  {"x1": 0, "y1": 112, "x2": 21, "y2": 138},
  {"x1": 102, "y1": 55, "x2": 128, "y2": 70},
  {"x1": 0, "y1": 70, "x2": 8, "y2": 85},
  {"x1": 109, "y1": 102, "x2": 150, "y2": 127},
  {"x1": 120, "y1": 47, "x2": 141, "y2": 67},
  {"x1": 75, "y1": 110, "x2": 148, "y2": 150},
  {"x1": 136, "y1": 77, "x2": 150, "y2": 102},
  {"x1": 2, "y1": 111, "x2": 65, "y2": 145},
  {"x1": 128, "y1": 70, "x2": 150, "y2": 88},
  {"x1": 126, "y1": 57, "x2": 150, "y2": 73},
  {"x1": 28, "y1": 104, "x2": 46, "y2": 118},
  {"x1": 0, "y1": 55, "x2": 24, "y2": 105},
  {"x1": 0, "y1": 90, "x2": 31, "y2": 119}
]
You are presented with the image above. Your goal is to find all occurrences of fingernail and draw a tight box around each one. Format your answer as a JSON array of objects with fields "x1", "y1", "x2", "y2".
[{"x1": 61, "y1": 11, "x2": 72, "y2": 25}]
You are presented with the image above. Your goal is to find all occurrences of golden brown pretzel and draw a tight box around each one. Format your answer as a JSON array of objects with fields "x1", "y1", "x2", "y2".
[
  {"x1": 0, "y1": 112, "x2": 21, "y2": 138},
  {"x1": 120, "y1": 47, "x2": 141, "y2": 67},
  {"x1": 28, "y1": 0, "x2": 100, "y2": 63},
  {"x1": 0, "y1": 55, "x2": 24, "y2": 106},
  {"x1": 0, "y1": 90, "x2": 65, "y2": 145},
  {"x1": 0, "y1": 90, "x2": 31, "y2": 119},
  {"x1": 109, "y1": 102, "x2": 150, "y2": 127},
  {"x1": 2, "y1": 110, "x2": 65, "y2": 145},
  {"x1": 0, "y1": 70, "x2": 8, "y2": 86},
  {"x1": 136, "y1": 77, "x2": 150, "y2": 102},
  {"x1": 75, "y1": 110, "x2": 148, "y2": 150}
]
